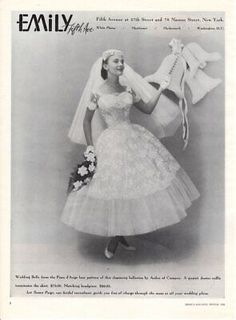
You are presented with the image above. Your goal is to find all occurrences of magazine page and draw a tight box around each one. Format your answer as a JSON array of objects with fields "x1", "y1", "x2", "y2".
[{"x1": 0, "y1": 0, "x2": 235, "y2": 319}]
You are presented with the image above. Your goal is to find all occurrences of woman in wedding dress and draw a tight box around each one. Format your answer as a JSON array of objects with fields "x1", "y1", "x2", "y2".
[{"x1": 61, "y1": 49, "x2": 200, "y2": 259}]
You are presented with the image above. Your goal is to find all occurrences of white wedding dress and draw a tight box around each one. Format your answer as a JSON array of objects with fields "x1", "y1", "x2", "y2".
[{"x1": 61, "y1": 88, "x2": 200, "y2": 236}]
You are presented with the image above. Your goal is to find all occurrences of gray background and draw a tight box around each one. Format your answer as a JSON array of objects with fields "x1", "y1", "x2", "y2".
[{"x1": 11, "y1": 12, "x2": 224, "y2": 297}]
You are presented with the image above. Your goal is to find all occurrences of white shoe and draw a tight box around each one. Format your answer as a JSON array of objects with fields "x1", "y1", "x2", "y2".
[{"x1": 104, "y1": 247, "x2": 114, "y2": 259}]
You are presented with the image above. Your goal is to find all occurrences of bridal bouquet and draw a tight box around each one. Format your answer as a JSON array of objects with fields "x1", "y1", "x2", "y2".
[{"x1": 67, "y1": 146, "x2": 97, "y2": 194}]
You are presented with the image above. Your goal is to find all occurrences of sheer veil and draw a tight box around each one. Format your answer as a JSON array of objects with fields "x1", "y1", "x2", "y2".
[
  {"x1": 68, "y1": 56, "x2": 104, "y2": 145},
  {"x1": 68, "y1": 50, "x2": 180, "y2": 145}
]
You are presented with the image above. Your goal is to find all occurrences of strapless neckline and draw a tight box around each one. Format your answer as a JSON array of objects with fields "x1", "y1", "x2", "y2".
[
  {"x1": 97, "y1": 90, "x2": 133, "y2": 109},
  {"x1": 98, "y1": 90, "x2": 130, "y2": 99}
]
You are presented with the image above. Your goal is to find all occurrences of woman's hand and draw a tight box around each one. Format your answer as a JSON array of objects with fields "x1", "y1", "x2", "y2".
[
  {"x1": 134, "y1": 75, "x2": 171, "y2": 114},
  {"x1": 84, "y1": 145, "x2": 95, "y2": 159},
  {"x1": 84, "y1": 145, "x2": 95, "y2": 155},
  {"x1": 160, "y1": 75, "x2": 171, "y2": 90}
]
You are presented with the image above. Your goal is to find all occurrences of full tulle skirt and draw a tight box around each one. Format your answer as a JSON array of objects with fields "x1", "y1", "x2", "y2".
[{"x1": 61, "y1": 122, "x2": 199, "y2": 236}]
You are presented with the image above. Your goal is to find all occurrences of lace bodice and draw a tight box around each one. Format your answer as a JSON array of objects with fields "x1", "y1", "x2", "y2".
[
  {"x1": 98, "y1": 91, "x2": 133, "y2": 127},
  {"x1": 88, "y1": 87, "x2": 140, "y2": 128}
]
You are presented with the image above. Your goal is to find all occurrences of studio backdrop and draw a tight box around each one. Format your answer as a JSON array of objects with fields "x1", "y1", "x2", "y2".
[{"x1": 11, "y1": 11, "x2": 224, "y2": 298}]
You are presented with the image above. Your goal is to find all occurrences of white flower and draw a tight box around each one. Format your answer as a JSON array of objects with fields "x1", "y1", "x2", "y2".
[
  {"x1": 85, "y1": 153, "x2": 96, "y2": 162},
  {"x1": 88, "y1": 163, "x2": 95, "y2": 172},
  {"x1": 73, "y1": 180, "x2": 83, "y2": 191},
  {"x1": 84, "y1": 177, "x2": 91, "y2": 184},
  {"x1": 77, "y1": 166, "x2": 88, "y2": 176}
]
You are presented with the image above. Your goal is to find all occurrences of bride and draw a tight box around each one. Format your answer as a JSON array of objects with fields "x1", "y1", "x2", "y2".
[{"x1": 61, "y1": 49, "x2": 200, "y2": 259}]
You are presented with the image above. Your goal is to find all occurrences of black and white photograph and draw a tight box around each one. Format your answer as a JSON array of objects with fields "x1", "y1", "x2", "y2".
[
  {"x1": 0, "y1": 0, "x2": 236, "y2": 317},
  {"x1": 9, "y1": 11, "x2": 227, "y2": 300}
]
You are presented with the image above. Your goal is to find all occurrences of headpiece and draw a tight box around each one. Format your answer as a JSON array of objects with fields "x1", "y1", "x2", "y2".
[{"x1": 102, "y1": 49, "x2": 123, "y2": 61}]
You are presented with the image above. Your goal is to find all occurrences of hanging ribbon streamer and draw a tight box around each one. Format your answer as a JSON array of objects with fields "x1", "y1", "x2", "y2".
[
  {"x1": 179, "y1": 97, "x2": 189, "y2": 150},
  {"x1": 168, "y1": 55, "x2": 189, "y2": 149}
]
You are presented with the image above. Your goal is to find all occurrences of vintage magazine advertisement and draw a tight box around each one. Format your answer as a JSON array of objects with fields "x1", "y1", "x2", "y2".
[{"x1": 0, "y1": 0, "x2": 235, "y2": 319}]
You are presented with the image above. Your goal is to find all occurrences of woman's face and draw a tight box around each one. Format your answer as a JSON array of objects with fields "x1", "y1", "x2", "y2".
[{"x1": 104, "y1": 53, "x2": 125, "y2": 77}]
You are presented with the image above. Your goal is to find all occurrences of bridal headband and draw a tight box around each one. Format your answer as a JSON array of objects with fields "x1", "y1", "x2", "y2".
[{"x1": 102, "y1": 49, "x2": 123, "y2": 61}]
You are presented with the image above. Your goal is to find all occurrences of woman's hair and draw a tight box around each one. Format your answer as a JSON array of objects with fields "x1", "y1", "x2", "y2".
[{"x1": 101, "y1": 59, "x2": 108, "y2": 80}]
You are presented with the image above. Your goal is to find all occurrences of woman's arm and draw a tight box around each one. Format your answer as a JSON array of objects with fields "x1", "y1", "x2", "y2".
[
  {"x1": 134, "y1": 76, "x2": 170, "y2": 114},
  {"x1": 83, "y1": 108, "x2": 96, "y2": 146},
  {"x1": 134, "y1": 87, "x2": 163, "y2": 114}
]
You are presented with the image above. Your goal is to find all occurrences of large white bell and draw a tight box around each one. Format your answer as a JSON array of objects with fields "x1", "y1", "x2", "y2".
[
  {"x1": 185, "y1": 69, "x2": 222, "y2": 104},
  {"x1": 145, "y1": 54, "x2": 186, "y2": 99},
  {"x1": 186, "y1": 42, "x2": 221, "y2": 67},
  {"x1": 182, "y1": 47, "x2": 202, "y2": 78}
]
